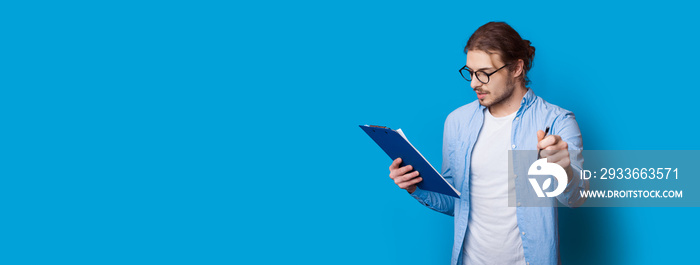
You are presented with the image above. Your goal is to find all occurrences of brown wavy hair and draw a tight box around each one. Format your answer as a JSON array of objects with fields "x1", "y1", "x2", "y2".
[{"x1": 464, "y1": 22, "x2": 535, "y2": 85}]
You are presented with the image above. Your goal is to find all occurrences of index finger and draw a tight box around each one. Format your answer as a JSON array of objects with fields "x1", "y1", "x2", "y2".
[
  {"x1": 537, "y1": 130, "x2": 545, "y2": 142},
  {"x1": 538, "y1": 135, "x2": 560, "y2": 149},
  {"x1": 389, "y1": 157, "x2": 402, "y2": 170}
]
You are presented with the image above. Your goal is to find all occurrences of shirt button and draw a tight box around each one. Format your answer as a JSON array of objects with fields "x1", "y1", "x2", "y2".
[
  {"x1": 527, "y1": 262, "x2": 530, "y2": 265},
  {"x1": 515, "y1": 117, "x2": 520, "y2": 121},
  {"x1": 517, "y1": 202, "x2": 521, "y2": 206},
  {"x1": 522, "y1": 232, "x2": 525, "y2": 235},
  {"x1": 511, "y1": 144, "x2": 516, "y2": 149},
  {"x1": 514, "y1": 174, "x2": 518, "y2": 178}
]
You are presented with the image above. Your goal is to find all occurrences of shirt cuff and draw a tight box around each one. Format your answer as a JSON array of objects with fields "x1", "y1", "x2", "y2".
[
  {"x1": 561, "y1": 167, "x2": 587, "y2": 207},
  {"x1": 409, "y1": 186, "x2": 430, "y2": 206}
]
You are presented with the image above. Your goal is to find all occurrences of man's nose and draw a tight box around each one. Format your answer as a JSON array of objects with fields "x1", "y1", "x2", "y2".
[{"x1": 470, "y1": 76, "x2": 483, "y2": 89}]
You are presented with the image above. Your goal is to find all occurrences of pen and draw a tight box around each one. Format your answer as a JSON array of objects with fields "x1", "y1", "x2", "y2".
[{"x1": 537, "y1": 126, "x2": 550, "y2": 159}]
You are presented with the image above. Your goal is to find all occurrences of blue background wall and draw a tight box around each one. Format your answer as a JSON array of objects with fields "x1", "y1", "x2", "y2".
[{"x1": 2, "y1": 0, "x2": 699, "y2": 264}]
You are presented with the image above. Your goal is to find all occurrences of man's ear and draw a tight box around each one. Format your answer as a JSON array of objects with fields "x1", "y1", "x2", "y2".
[{"x1": 512, "y1": 59, "x2": 524, "y2": 79}]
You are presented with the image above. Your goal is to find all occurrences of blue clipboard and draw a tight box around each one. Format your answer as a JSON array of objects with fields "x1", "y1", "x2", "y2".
[{"x1": 360, "y1": 125, "x2": 460, "y2": 198}]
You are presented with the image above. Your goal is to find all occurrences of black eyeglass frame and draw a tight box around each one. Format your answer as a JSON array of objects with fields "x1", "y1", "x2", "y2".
[{"x1": 459, "y1": 64, "x2": 510, "y2": 84}]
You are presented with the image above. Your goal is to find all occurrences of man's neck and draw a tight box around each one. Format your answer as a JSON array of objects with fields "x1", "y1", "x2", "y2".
[{"x1": 488, "y1": 85, "x2": 528, "y2": 117}]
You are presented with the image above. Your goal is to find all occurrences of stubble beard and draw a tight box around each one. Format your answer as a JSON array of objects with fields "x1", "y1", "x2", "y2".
[{"x1": 480, "y1": 77, "x2": 516, "y2": 108}]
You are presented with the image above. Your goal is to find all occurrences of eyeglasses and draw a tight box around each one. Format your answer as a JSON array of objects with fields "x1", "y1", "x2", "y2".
[{"x1": 459, "y1": 64, "x2": 510, "y2": 84}]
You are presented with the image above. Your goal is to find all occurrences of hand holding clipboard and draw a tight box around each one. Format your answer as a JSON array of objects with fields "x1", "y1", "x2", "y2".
[{"x1": 360, "y1": 125, "x2": 460, "y2": 198}]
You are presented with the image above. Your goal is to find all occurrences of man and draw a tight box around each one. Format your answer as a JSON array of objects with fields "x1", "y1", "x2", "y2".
[{"x1": 388, "y1": 22, "x2": 588, "y2": 265}]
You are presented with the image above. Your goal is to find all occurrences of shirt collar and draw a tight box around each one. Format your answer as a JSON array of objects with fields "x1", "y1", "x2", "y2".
[{"x1": 521, "y1": 88, "x2": 535, "y2": 108}]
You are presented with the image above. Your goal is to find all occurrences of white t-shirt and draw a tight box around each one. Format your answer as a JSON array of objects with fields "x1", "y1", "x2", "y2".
[{"x1": 463, "y1": 109, "x2": 525, "y2": 265}]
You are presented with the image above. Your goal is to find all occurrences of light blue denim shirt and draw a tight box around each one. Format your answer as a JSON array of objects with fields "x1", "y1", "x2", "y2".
[{"x1": 409, "y1": 89, "x2": 588, "y2": 265}]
